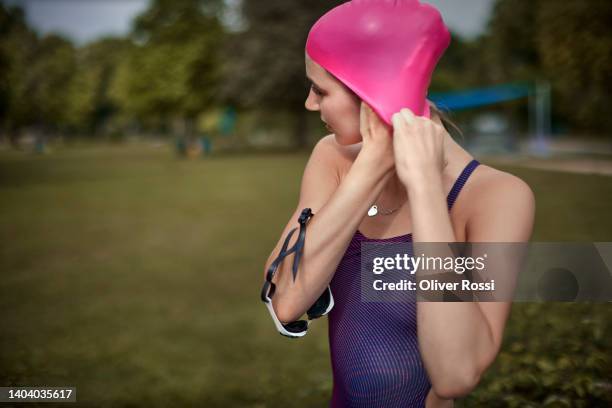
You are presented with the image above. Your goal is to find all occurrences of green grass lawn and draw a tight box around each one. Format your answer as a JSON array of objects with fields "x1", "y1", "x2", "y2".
[{"x1": 0, "y1": 144, "x2": 610, "y2": 407}]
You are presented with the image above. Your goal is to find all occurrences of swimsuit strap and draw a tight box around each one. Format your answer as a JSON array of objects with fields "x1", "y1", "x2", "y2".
[{"x1": 446, "y1": 159, "x2": 480, "y2": 211}]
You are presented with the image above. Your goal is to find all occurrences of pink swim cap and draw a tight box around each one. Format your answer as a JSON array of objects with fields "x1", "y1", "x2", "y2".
[{"x1": 306, "y1": 0, "x2": 451, "y2": 125}]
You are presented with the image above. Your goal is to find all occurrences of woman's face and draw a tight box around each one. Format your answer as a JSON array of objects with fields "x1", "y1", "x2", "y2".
[{"x1": 305, "y1": 53, "x2": 362, "y2": 145}]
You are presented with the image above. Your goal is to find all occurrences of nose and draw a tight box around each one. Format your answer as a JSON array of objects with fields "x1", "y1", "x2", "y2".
[{"x1": 304, "y1": 88, "x2": 319, "y2": 112}]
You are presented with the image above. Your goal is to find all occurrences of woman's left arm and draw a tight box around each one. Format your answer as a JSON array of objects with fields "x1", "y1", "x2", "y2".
[
  {"x1": 410, "y1": 173, "x2": 535, "y2": 400},
  {"x1": 391, "y1": 108, "x2": 536, "y2": 399}
]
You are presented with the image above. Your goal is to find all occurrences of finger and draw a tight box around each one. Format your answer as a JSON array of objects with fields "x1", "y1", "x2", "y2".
[
  {"x1": 360, "y1": 102, "x2": 370, "y2": 137},
  {"x1": 364, "y1": 103, "x2": 375, "y2": 132},
  {"x1": 368, "y1": 105, "x2": 383, "y2": 132},
  {"x1": 399, "y1": 108, "x2": 415, "y2": 125},
  {"x1": 370, "y1": 108, "x2": 391, "y2": 136},
  {"x1": 391, "y1": 112, "x2": 408, "y2": 136},
  {"x1": 391, "y1": 112, "x2": 403, "y2": 129}
]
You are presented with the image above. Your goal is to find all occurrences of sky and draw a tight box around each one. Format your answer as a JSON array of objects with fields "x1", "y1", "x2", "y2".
[
  {"x1": 422, "y1": 0, "x2": 496, "y2": 38},
  {"x1": 4, "y1": 0, "x2": 497, "y2": 45}
]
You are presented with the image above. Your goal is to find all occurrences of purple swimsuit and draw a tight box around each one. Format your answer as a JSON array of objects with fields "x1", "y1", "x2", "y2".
[{"x1": 327, "y1": 159, "x2": 480, "y2": 408}]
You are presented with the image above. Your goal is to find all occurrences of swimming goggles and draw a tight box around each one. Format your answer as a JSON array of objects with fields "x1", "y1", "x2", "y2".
[{"x1": 260, "y1": 208, "x2": 334, "y2": 338}]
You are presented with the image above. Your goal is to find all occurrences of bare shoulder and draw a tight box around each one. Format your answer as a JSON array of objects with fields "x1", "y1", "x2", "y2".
[
  {"x1": 312, "y1": 133, "x2": 341, "y2": 158},
  {"x1": 314, "y1": 133, "x2": 359, "y2": 160},
  {"x1": 310, "y1": 134, "x2": 359, "y2": 180},
  {"x1": 469, "y1": 164, "x2": 535, "y2": 209},
  {"x1": 464, "y1": 163, "x2": 536, "y2": 241}
]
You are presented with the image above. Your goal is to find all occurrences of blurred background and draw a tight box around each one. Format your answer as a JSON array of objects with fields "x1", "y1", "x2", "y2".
[{"x1": 0, "y1": 0, "x2": 610, "y2": 406}]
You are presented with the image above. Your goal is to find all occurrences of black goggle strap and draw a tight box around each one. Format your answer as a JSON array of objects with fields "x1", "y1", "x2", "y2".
[
  {"x1": 291, "y1": 208, "x2": 315, "y2": 282},
  {"x1": 264, "y1": 226, "x2": 299, "y2": 286},
  {"x1": 260, "y1": 208, "x2": 333, "y2": 335},
  {"x1": 260, "y1": 225, "x2": 298, "y2": 303},
  {"x1": 291, "y1": 209, "x2": 334, "y2": 319},
  {"x1": 263, "y1": 208, "x2": 314, "y2": 285},
  {"x1": 261, "y1": 227, "x2": 309, "y2": 338}
]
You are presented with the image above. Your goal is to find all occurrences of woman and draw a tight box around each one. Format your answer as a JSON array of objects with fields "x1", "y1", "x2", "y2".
[{"x1": 263, "y1": 1, "x2": 535, "y2": 406}]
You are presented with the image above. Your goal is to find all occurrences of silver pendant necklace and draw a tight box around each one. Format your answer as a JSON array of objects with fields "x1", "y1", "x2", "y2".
[{"x1": 367, "y1": 202, "x2": 403, "y2": 217}]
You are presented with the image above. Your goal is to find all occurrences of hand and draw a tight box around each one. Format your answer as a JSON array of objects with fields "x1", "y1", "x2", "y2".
[
  {"x1": 391, "y1": 108, "x2": 449, "y2": 188},
  {"x1": 358, "y1": 102, "x2": 395, "y2": 173}
]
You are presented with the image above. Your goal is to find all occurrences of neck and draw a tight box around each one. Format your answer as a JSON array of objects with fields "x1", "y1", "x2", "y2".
[{"x1": 377, "y1": 171, "x2": 408, "y2": 208}]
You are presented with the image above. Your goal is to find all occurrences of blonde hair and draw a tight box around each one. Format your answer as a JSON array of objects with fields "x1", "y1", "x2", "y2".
[{"x1": 430, "y1": 102, "x2": 464, "y2": 142}]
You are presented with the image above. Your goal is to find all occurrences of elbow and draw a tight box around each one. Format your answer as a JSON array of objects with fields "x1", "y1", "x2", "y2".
[
  {"x1": 430, "y1": 365, "x2": 481, "y2": 399},
  {"x1": 265, "y1": 268, "x2": 310, "y2": 324},
  {"x1": 272, "y1": 296, "x2": 302, "y2": 324}
]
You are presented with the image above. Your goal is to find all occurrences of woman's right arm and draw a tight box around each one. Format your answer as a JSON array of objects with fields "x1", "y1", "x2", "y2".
[{"x1": 263, "y1": 103, "x2": 395, "y2": 323}]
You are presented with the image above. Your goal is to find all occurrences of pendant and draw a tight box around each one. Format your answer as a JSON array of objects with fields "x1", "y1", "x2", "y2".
[{"x1": 367, "y1": 205, "x2": 378, "y2": 217}]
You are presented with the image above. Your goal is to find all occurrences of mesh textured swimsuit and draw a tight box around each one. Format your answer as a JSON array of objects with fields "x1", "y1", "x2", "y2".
[{"x1": 328, "y1": 159, "x2": 480, "y2": 408}]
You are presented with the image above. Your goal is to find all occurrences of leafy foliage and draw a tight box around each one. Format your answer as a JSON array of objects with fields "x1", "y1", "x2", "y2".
[
  {"x1": 458, "y1": 303, "x2": 612, "y2": 407},
  {"x1": 0, "y1": 0, "x2": 610, "y2": 142}
]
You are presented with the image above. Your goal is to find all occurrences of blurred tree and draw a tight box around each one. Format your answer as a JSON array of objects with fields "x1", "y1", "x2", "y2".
[
  {"x1": 536, "y1": 0, "x2": 612, "y2": 133},
  {"x1": 0, "y1": 4, "x2": 37, "y2": 145},
  {"x1": 110, "y1": 0, "x2": 225, "y2": 138},
  {"x1": 1, "y1": 4, "x2": 77, "y2": 140},
  {"x1": 475, "y1": 0, "x2": 612, "y2": 135},
  {"x1": 26, "y1": 34, "x2": 76, "y2": 134},
  {"x1": 480, "y1": 0, "x2": 541, "y2": 84},
  {"x1": 219, "y1": 0, "x2": 345, "y2": 149},
  {"x1": 131, "y1": 0, "x2": 224, "y2": 44},
  {"x1": 0, "y1": 5, "x2": 15, "y2": 130},
  {"x1": 2, "y1": 0, "x2": 609, "y2": 144},
  {"x1": 65, "y1": 38, "x2": 133, "y2": 136},
  {"x1": 431, "y1": 32, "x2": 482, "y2": 91},
  {"x1": 5, "y1": 34, "x2": 75, "y2": 141}
]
